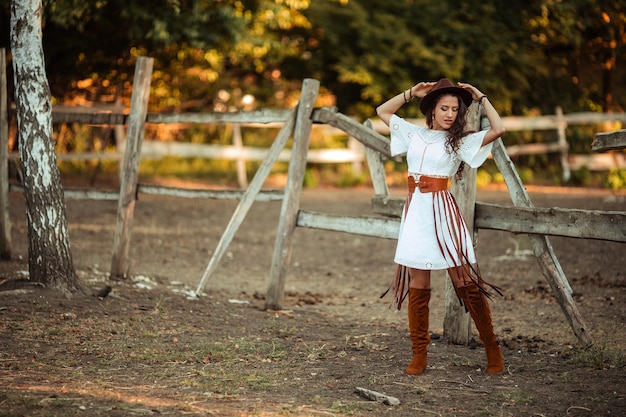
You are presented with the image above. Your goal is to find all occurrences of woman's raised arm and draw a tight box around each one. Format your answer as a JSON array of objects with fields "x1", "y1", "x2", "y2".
[{"x1": 376, "y1": 82, "x2": 436, "y2": 126}]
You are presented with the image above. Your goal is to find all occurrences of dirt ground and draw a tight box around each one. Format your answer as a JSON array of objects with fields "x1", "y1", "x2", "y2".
[{"x1": 0, "y1": 181, "x2": 624, "y2": 416}]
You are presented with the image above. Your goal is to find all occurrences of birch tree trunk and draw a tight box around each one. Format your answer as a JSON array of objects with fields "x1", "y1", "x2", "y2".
[{"x1": 10, "y1": 0, "x2": 79, "y2": 292}]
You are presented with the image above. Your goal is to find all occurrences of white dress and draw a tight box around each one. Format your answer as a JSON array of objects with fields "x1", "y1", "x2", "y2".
[{"x1": 389, "y1": 114, "x2": 493, "y2": 271}]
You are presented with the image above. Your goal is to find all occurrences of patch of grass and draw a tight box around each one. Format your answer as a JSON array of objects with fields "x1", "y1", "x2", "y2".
[
  {"x1": 569, "y1": 339, "x2": 626, "y2": 370},
  {"x1": 195, "y1": 365, "x2": 276, "y2": 395},
  {"x1": 329, "y1": 400, "x2": 357, "y2": 415},
  {"x1": 485, "y1": 388, "x2": 533, "y2": 410},
  {"x1": 263, "y1": 316, "x2": 297, "y2": 338},
  {"x1": 450, "y1": 354, "x2": 475, "y2": 368},
  {"x1": 300, "y1": 341, "x2": 327, "y2": 361}
]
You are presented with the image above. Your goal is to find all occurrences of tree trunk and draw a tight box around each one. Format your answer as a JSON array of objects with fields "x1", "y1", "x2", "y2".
[{"x1": 10, "y1": 0, "x2": 79, "y2": 293}]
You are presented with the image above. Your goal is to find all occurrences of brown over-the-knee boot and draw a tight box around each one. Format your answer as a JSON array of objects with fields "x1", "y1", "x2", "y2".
[
  {"x1": 457, "y1": 285, "x2": 504, "y2": 374},
  {"x1": 406, "y1": 288, "x2": 431, "y2": 375}
]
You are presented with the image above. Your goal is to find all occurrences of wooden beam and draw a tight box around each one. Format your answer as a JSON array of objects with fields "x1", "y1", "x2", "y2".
[
  {"x1": 475, "y1": 202, "x2": 626, "y2": 243},
  {"x1": 146, "y1": 108, "x2": 292, "y2": 124},
  {"x1": 296, "y1": 210, "x2": 399, "y2": 239},
  {"x1": 265, "y1": 79, "x2": 320, "y2": 310},
  {"x1": 311, "y1": 107, "x2": 393, "y2": 158},
  {"x1": 9, "y1": 183, "x2": 283, "y2": 202},
  {"x1": 138, "y1": 184, "x2": 284, "y2": 202},
  {"x1": 591, "y1": 129, "x2": 626, "y2": 152},
  {"x1": 109, "y1": 57, "x2": 154, "y2": 280},
  {"x1": 52, "y1": 111, "x2": 127, "y2": 125},
  {"x1": 490, "y1": 137, "x2": 592, "y2": 347},
  {"x1": 444, "y1": 103, "x2": 482, "y2": 345},
  {"x1": 371, "y1": 196, "x2": 626, "y2": 243}
]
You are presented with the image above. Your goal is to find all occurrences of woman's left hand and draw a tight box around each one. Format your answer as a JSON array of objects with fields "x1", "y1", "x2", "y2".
[{"x1": 457, "y1": 82, "x2": 484, "y2": 102}]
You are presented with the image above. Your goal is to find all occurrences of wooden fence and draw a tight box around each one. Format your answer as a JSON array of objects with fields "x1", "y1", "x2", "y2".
[
  {"x1": 3, "y1": 55, "x2": 626, "y2": 347},
  {"x1": 30, "y1": 100, "x2": 626, "y2": 189}
]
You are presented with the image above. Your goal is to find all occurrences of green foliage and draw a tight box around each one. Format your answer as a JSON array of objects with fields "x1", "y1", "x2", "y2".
[
  {"x1": 569, "y1": 166, "x2": 593, "y2": 187},
  {"x1": 476, "y1": 168, "x2": 493, "y2": 188},
  {"x1": 604, "y1": 168, "x2": 626, "y2": 191}
]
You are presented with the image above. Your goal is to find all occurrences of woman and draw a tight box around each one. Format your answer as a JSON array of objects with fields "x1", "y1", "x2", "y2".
[{"x1": 376, "y1": 78, "x2": 505, "y2": 375}]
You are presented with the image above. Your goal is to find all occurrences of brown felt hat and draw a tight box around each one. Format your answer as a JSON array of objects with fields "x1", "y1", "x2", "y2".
[{"x1": 419, "y1": 78, "x2": 473, "y2": 115}]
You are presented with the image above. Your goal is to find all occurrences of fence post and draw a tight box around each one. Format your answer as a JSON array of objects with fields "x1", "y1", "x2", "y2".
[
  {"x1": 233, "y1": 123, "x2": 248, "y2": 188},
  {"x1": 265, "y1": 78, "x2": 320, "y2": 310},
  {"x1": 0, "y1": 48, "x2": 11, "y2": 260},
  {"x1": 110, "y1": 56, "x2": 154, "y2": 279},
  {"x1": 556, "y1": 107, "x2": 570, "y2": 182},
  {"x1": 443, "y1": 103, "x2": 481, "y2": 344},
  {"x1": 363, "y1": 119, "x2": 389, "y2": 196},
  {"x1": 490, "y1": 132, "x2": 592, "y2": 347}
]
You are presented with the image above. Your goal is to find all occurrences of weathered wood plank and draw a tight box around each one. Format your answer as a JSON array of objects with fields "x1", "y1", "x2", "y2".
[
  {"x1": 138, "y1": 184, "x2": 284, "y2": 201},
  {"x1": 311, "y1": 107, "x2": 393, "y2": 158},
  {"x1": 52, "y1": 111, "x2": 127, "y2": 125},
  {"x1": 9, "y1": 183, "x2": 283, "y2": 202},
  {"x1": 476, "y1": 203, "x2": 626, "y2": 243},
  {"x1": 569, "y1": 152, "x2": 626, "y2": 171},
  {"x1": 490, "y1": 137, "x2": 592, "y2": 347},
  {"x1": 296, "y1": 210, "x2": 400, "y2": 239},
  {"x1": 110, "y1": 57, "x2": 154, "y2": 279},
  {"x1": 371, "y1": 196, "x2": 626, "y2": 243},
  {"x1": 370, "y1": 194, "x2": 406, "y2": 217},
  {"x1": 444, "y1": 103, "x2": 482, "y2": 344},
  {"x1": 502, "y1": 112, "x2": 626, "y2": 130},
  {"x1": 265, "y1": 79, "x2": 320, "y2": 310},
  {"x1": 146, "y1": 108, "x2": 292, "y2": 124},
  {"x1": 591, "y1": 129, "x2": 626, "y2": 152},
  {"x1": 505, "y1": 142, "x2": 568, "y2": 157}
]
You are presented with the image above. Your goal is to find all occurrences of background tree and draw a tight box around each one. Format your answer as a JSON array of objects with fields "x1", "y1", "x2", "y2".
[
  {"x1": 10, "y1": 0, "x2": 79, "y2": 292},
  {"x1": 522, "y1": 0, "x2": 626, "y2": 113}
]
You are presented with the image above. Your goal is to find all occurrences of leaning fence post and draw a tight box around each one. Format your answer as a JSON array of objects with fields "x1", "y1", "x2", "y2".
[
  {"x1": 490, "y1": 125, "x2": 592, "y2": 347},
  {"x1": 443, "y1": 102, "x2": 482, "y2": 344},
  {"x1": 265, "y1": 78, "x2": 320, "y2": 310},
  {"x1": 0, "y1": 48, "x2": 11, "y2": 260},
  {"x1": 109, "y1": 56, "x2": 153, "y2": 279}
]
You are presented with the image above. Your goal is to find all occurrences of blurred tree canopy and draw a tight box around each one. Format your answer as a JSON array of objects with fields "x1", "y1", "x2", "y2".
[{"x1": 0, "y1": 0, "x2": 625, "y2": 117}]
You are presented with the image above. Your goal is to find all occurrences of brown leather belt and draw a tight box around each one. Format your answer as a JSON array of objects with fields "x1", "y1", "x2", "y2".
[{"x1": 408, "y1": 175, "x2": 449, "y2": 193}]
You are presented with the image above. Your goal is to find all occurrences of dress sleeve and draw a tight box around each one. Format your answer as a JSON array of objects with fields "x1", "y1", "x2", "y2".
[
  {"x1": 458, "y1": 131, "x2": 493, "y2": 168},
  {"x1": 388, "y1": 114, "x2": 413, "y2": 157}
]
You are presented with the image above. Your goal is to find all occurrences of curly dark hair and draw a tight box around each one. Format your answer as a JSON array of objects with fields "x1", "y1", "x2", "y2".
[{"x1": 425, "y1": 94, "x2": 474, "y2": 179}]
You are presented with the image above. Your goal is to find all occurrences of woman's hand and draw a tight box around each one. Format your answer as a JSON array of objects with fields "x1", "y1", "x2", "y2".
[
  {"x1": 457, "y1": 81, "x2": 505, "y2": 145},
  {"x1": 457, "y1": 82, "x2": 484, "y2": 102},
  {"x1": 410, "y1": 82, "x2": 436, "y2": 99}
]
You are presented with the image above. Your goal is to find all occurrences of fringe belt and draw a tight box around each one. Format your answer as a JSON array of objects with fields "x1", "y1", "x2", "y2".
[{"x1": 382, "y1": 174, "x2": 502, "y2": 310}]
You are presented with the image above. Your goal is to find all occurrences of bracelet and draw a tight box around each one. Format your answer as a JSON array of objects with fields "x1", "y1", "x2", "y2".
[
  {"x1": 403, "y1": 90, "x2": 409, "y2": 103},
  {"x1": 479, "y1": 95, "x2": 488, "y2": 104},
  {"x1": 409, "y1": 88, "x2": 414, "y2": 100}
]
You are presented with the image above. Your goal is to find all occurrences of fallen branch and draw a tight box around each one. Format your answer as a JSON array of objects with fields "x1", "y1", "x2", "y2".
[{"x1": 354, "y1": 387, "x2": 400, "y2": 406}]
